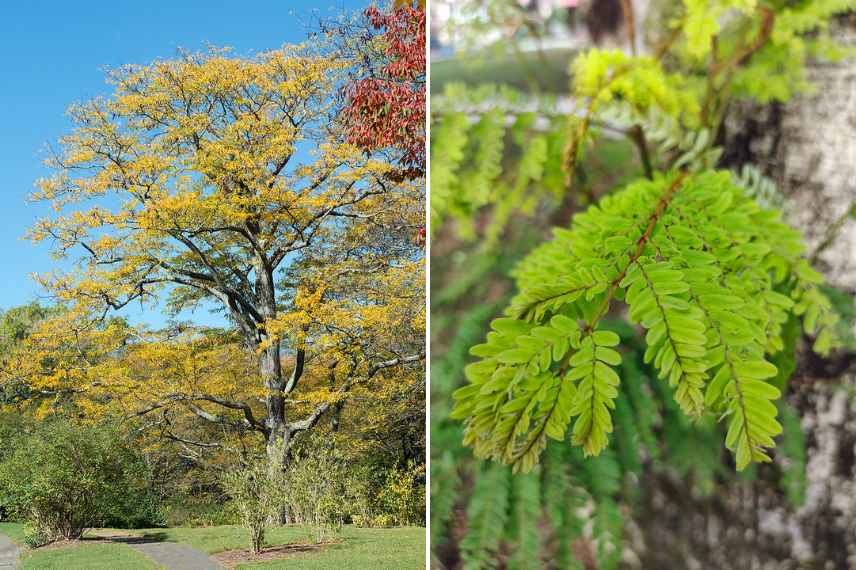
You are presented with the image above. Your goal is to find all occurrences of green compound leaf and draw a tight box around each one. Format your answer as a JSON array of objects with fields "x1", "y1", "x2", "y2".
[{"x1": 453, "y1": 171, "x2": 839, "y2": 472}]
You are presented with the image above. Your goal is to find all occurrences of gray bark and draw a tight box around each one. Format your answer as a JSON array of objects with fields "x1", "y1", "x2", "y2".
[
  {"x1": 261, "y1": 341, "x2": 288, "y2": 470},
  {"x1": 628, "y1": 16, "x2": 856, "y2": 570},
  {"x1": 722, "y1": 16, "x2": 856, "y2": 291}
]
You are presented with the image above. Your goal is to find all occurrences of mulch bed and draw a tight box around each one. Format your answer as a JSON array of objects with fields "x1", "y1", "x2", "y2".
[{"x1": 213, "y1": 541, "x2": 336, "y2": 568}]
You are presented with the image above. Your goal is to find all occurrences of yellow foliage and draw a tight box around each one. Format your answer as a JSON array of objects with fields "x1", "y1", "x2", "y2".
[{"x1": 10, "y1": 44, "x2": 425, "y2": 467}]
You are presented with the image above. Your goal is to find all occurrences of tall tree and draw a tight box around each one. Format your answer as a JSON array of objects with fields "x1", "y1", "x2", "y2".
[{"x1": 25, "y1": 46, "x2": 424, "y2": 471}]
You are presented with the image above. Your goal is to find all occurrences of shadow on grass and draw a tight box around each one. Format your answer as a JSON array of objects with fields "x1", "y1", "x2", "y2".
[
  {"x1": 32, "y1": 530, "x2": 169, "y2": 552},
  {"x1": 72, "y1": 530, "x2": 169, "y2": 546},
  {"x1": 105, "y1": 532, "x2": 169, "y2": 545}
]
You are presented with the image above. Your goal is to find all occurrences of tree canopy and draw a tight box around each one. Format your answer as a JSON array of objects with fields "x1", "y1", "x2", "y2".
[{"x1": 7, "y1": 43, "x2": 424, "y2": 470}]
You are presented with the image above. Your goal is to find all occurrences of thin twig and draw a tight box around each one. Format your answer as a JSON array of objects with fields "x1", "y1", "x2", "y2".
[
  {"x1": 702, "y1": 6, "x2": 774, "y2": 127},
  {"x1": 811, "y1": 199, "x2": 856, "y2": 263}
]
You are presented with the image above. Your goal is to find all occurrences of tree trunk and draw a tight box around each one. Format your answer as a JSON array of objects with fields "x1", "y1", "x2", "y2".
[
  {"x1": 252, "y1": 254, "x2": 296, "y2": 525},
  {"x1": 261, "y1": 341, "x2": 287, "y2": 469},
  {"x1": 253, "y1": 254, "x2": 289, "y2": 473},
  {"x1": 628, "y1": 15, "x2": 856, "y2": 569},
  {"x1": 720, "y1": 16, "x2": 856, "y2": 291},
  {"x1": 261, "y1": 341, "x2": 296, "y2": 525}
]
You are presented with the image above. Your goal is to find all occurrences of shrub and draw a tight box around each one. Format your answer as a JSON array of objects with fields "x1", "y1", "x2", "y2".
[
  {"x1": 336, "y1": 463, "x2": 378, "y2": 526},
  {"x1": 0, "y1": 420, "x2": 162, "y2": 542},
  {"x1": 377, "y1": 461, "x2": 425, "y2": 526},
  {"x1": 282, "y1": 447, "x2": 351, "y2": 543},
  {"x1": 221, "y1": 461, "x2": 285, "y2": 554},
  {"x1": 345, "y1": 461, "x2": 426, "y2": 527},
  {"x1": 163, "y1": 496, "x2": 238, "y2": 527},
  {"x1": 23, "y1": 524, "x2": 49, "y2": 548},
  {"x1": 103, "y1": 489, "x2": 165, "y2": 530},
  {"x1": 101, "y1": 452, "x2": 165, "y2": 529},
  {"x1": 377, "y1": 513, "x2": 395, "y2": 528}
]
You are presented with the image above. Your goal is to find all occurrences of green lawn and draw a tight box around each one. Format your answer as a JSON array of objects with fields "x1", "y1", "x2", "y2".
[
  {"x1": 131, "y1": 524, "x2": 311, "y2": 554},
  {"x1": 0, "y1": 523, "x2": 424, "y2": 569},
  {"x1": 19, "y1": 543, "x2": 159, "y2": 570},
  {"x1": 236, "y1": 526, "x2": 425, "y2": 570},
  {"x1": 432, "y1": 48, "x2": 575, "y2": 94},
  {"x1": 0, "y1": 522, "x2": 27, "y2": 544},
  {"x1": 130, "y1": 524, "x2": 425, "y2": 569}
]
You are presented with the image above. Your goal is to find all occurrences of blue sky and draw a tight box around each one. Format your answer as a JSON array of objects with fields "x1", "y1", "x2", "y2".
[{"x1": 0, "y1": 0, "x2": 367, "y2": 327}]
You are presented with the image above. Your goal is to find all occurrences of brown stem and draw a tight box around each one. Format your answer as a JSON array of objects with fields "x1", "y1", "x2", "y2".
[
  {"x1": 811, "y1": 199, "x2": 856, "y2": 263},
  {"x1": 620, "y1": 0, "x2": 637, "y2": 56},
  {"x1": 629, "y1": 124, "x2": 654, "y2": 179},
  {"x1": 557, "y1": 172, "x2": 690, "y2": 376},
  {"x1": 654, "y1": 24, "x2": 682, "y2": 61},
  {"x1": 563, "y1": 64, "x2": 634, "y2": 192},
  {"x1": 584, "y1": 171, "x2": 688, "y2": 332},
  {"x1": 702, "y1": 6, "x2": 775, "y2": 127}
]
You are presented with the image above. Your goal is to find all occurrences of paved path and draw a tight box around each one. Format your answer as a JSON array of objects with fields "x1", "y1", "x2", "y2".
[
  {"x1": 122, "y1": 540, "x2": 224, "y2": 570},
  {"x1": 0, "y1": 534, "x2": 19, "y2": 569},
  {"x1": 0, "y1": 530, "x2": 223, "y2": 570}
]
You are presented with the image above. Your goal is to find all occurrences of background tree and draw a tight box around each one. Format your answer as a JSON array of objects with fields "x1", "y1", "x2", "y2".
[
  {"x1": 0, "y1": 420, "x2": 160, "y2": 541},
  {"x1": 0, "y1": 303, "x2": 59, "y2": 407},
  {"x1": 335, "y1": 2, "x2": 426, "y2": 179}
]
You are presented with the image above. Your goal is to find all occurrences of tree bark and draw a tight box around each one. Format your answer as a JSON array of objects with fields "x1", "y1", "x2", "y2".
[
  {"x1": 628, "y1": 15, "x2": 856, "y2": 570},
  {"x1": 721, "y1": 15, "x2": 856, "y2": 291},
  {"x1": 249, "y1": 250, "x2": 292, "y2": 474},
  {"x1": 261, "y1": 341, "x2": 288, "y2": 471}
]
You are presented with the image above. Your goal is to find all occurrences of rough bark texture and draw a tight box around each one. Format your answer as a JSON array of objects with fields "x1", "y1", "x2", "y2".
[
  {"x1": 722, "y1": 16, "x2": 856, "y2": 291},
  {"x1": 631, "y1": 363, "x2": 856, "y2": 570},
  {"x1": 630, "y1": 17, "x2": 856, "y2": 570},
  {"x1": 261, "y1": 341, "x2": 287, "y2": 470}
]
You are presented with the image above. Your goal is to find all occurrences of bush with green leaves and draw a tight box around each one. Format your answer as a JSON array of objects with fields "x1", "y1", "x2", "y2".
[
  {"x1": 220, "y1": 461, "x2": 285, "y2": 554},
  {"x1": 0, "y1": 420, "x2": 162, "y2": 542},
  {"x1": 22, "y1": 524, "x2": 49, "y2": 549},
  {"x1": 375, "y1": 461, "x2": 425, "y2": 526},
  {"x1": 162, "y1": 495, "x2": 239, "y2": 528},
  {"x1": 282, "y1": 447, "x2": 351, "y2": 543},
  {"x1": 346, "y1": 459, "x2": 426, "y2": 528}
]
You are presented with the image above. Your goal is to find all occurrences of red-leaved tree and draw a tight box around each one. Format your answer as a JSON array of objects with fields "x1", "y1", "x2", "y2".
[{"x1": 343, "y1": 3, "x2": 426, "y2": 178}]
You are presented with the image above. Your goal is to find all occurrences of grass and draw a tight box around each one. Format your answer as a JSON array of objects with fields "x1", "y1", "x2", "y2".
[
  {"x1": 0, "y1": 523, "x2": 424, "y2": 569},
  {"x1": 129, "y1": 524, "x2": 425, "y2": 569},
  {"x1": 0, "y1": 522, "x2": 160, "y2": 569},
  {"x1": 19, "y1": 543, "x2": 159, "y2": 570},
  {"x1": 0, "y1": 522, "x2": 27, "y2": 544},
  {"x1": 237, "y1": 526, "x2": 426, "y2": 570},
  {"x1": 431, "y1": 48, "x2": 575, "y2": 94},
  {"x1": 131, "y1": 524, "x2": 311, "y2": 554}
]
